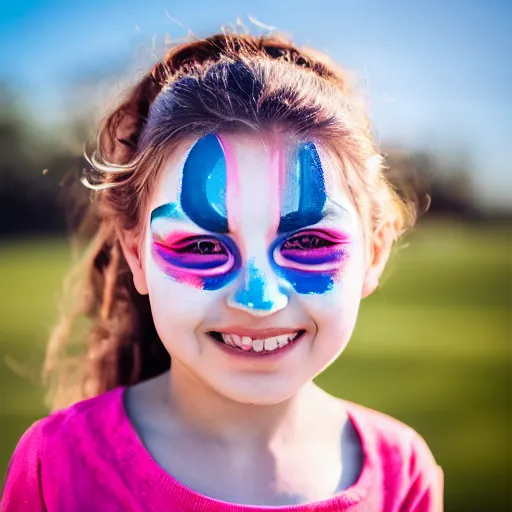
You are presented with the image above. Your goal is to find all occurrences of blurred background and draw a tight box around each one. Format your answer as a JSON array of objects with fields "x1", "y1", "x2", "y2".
[{"x1": 0, "y1": 0, "x2": 510, "y2": 510}]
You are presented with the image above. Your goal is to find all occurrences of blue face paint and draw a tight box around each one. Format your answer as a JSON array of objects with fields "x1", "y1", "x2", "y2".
[
  {"x1": 150, "y1": 202, "x2": 186, "y2": 223},
  {"x1": 151, "y1": 137, "x2": 346, "y2": 300},
  {"x1": 180, "y1": 134, "x2": 229, "y2": 233},
  {"x1": 150, "y1": 135, "x2": 239, "y2": 291},
  {"x1": 271, "y1": 142, "x2": 341, "y2": 295},
  {"x1": 281, "y1": 270, "x2": 335, "y2": 294},
  {"x1": 269, "y1": 232, "x2": 343, "y2": 296},
  {"x1": 151, "y1": 229, "x2": 241, "y2": 291},
  {"x1": 278, "y1": 142, "x2": 327, "y2": 234},
  {"x1": 232, "y1": 259, "x2": 288, "y2": 313}
]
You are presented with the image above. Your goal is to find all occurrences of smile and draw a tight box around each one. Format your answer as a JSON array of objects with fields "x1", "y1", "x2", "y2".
[{"x1": 208, "y1": 330, "x2": 306, "y2": 353}]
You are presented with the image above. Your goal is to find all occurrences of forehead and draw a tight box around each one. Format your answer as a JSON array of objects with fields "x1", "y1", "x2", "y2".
[{"x1": 149, "y1": 131, "x2": 358, "y2": 230}]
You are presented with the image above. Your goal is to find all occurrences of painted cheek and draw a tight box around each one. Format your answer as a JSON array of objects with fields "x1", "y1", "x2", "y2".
[
  {"x1": 278, "y1": 270, "x2": 338, "y2": 295},
  {"x1": 272, "y1": 263, "x2": 345, "y2": 295}
]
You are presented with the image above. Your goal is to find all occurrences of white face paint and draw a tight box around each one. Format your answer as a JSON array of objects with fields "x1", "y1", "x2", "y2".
[{"x1": 140, "y1": 131, "x2": 367, "y2": 404}]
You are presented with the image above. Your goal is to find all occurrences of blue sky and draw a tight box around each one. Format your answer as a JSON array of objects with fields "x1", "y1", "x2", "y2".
[{"x1": 0, "y1": 0, "x2": 510, "y2": 207}]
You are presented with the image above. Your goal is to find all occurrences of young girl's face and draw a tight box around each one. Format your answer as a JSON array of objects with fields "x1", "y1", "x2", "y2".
[{"x1": 137, "y1": 131, "x2": 368, "y2": 404}]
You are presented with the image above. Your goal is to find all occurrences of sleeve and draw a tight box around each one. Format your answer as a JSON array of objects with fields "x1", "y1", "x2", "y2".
[
  {"x1": 400, "y1": 432, "x2": 444, "y2": 511},
  {"x1": 1, "y1": 421, "x2": 47, "y2": 511}
]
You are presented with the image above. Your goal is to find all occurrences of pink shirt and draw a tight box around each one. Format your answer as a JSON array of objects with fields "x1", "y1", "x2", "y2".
[{"x1": 1, "y1": 387, "x2": 442, "y2": 511}]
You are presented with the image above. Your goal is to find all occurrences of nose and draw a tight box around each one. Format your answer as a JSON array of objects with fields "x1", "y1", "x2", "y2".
[{"x1": 226, "y1": 258, "x2": 289, "y2": 317}]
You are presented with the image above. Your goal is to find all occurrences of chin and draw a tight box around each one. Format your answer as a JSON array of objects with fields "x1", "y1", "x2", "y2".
[{"x1": 209, "y1": 372, "x2": 309, "y2": 406}]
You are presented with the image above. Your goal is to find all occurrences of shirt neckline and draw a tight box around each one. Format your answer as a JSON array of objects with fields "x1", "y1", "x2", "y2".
[{"x1": 112, "y1": 385, "x2": 375, "y2": 511}]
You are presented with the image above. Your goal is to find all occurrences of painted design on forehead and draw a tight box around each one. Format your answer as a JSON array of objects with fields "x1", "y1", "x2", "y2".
[
  {"x1": 149, "y1": 134, "x2": 240, "y2": 291},
  {"x1": 180, "y1": 134, "x2": 229, "y2": 233},
  {"x1": 270, "y1": 142, "x2": 347, "y2": 295},
  {"x1": 150, "y1": 136, "x2": 350, "y2": 303},
  {"x1": 149, "y1": 134, "x2": 228, "y2": 227},
  {"x1": 278, "y1": 142, "x2": 327, "y2": 233}
]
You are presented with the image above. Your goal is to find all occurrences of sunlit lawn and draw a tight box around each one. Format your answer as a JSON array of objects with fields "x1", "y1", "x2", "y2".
[{"x1": 1, "y1": 221, "x2": 510, "y2": 511}]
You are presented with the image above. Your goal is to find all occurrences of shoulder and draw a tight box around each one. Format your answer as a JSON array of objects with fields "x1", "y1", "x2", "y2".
[
  {"x1": 7, "y1": 388, "x2": 123, "y2": 479},
  {"x1": 19, "y1": 386, "x2": 125, "y2": 450},
  {"x1": 344, "y1": 401, "x2": 443, "y2": 510},
  {"x1": 345, "y1": 401, "x2": 437, "y2": 468},
  {"x1": 2, "y1": 388, "x2": 126, "y2": 501}
]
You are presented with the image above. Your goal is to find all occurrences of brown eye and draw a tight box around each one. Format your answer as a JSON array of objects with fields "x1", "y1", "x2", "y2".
[
  {"x1": 191, "y1": 240, "x2": 225, "y2": 254},
  {"x1": 282, "y1": 234, "x2": 334, "y2": 251},
  {"x1": 176, "y1": 238, "x2": 227, "y2": 255}
]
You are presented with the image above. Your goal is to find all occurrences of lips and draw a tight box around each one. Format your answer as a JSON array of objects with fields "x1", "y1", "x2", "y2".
[{"x1": 208, "y1": 329, "x2": 306, "y2": 353}]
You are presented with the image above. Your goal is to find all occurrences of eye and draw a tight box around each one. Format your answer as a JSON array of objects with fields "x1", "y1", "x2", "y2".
[
  {"x1": 275, "y1": 230, "x2": 349, "y2": 268},
  {"x1": 282, "y1": 233, "x2": 336, "y2": 251},
  {"x1": 153, "y1": 235, "x2": 234, "y2": 273},
  {"x1": 175, "y1": 238, "x2": 227, "y2": 255}
]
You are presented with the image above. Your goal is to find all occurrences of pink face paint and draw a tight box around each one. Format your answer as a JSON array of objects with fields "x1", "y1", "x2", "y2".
[
  {"x1": 151, "y1": 229, "x2": 237, "y2": 288},
  {"x1": 267, "y1": 138, "x2": 284, "y2": 237},
  {"x1": 217, "y1": 136, "x2": 240, "y2": 234},
  {"x1": 273, "y1": 229, "x2": 351, "y2": 273}
]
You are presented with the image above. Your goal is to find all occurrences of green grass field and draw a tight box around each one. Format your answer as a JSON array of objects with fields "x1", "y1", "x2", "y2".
[{"x1": 1, "y1": 221, "x2": 510, "y2": 511}]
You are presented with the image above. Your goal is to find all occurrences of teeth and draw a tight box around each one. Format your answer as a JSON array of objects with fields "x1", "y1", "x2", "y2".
[
  {"x1": 252, "y1": 339, "x2": 264, "y2": 352},
  {"x1": 216, "y1": 331, "x2": 301, "y2": 352},
  {"x1": 241, "y1": 336, "x2": 253, "y2": 351},
  {"x1": 231, "y1": 334, "x2": 243, "y2": 348},
  {"x1": 223, "y1": 333, "x2": 234, "y2": 346},
  {"x1": 264, "y1": 337, "x2": 278, "y2": 351},
  {"x1": 277, "y1": 334, "x2": 290, "y2": 347}
]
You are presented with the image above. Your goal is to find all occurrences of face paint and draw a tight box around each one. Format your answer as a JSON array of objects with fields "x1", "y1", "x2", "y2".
[
  {"x1": 149, "y1": 134, "x2": 355, "y2": 302},
  {"x1": 150, "y1": 134, "x2": 240, "y2": 290},
  {"x1": 216, "y1": 135, "x2": 291, "y2": 313},
  {"x1": 150, "y1": 202, "x2": 186, "y2": 222},
  {"x1": 181, "y1": 133, "x2": 229, "y2": 233},
  {"x1": 278, "y1": 142, "x2": 327, "y2": 233},
  {"x1": 231, "y1": 258, "x2": 288, "y2": 312},
  {"x1": 270, "y1": 142, "x2": 352, "y2": 294}
]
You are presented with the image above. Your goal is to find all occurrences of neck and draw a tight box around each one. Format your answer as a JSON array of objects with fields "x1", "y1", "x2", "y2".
[{"x1": 161, "y1": 363, "x2": 328, "y2": 448}]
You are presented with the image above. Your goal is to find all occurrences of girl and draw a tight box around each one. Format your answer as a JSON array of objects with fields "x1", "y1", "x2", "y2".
[{"x1": 2, "y1": 32, "x2": 442, "y2": 511}]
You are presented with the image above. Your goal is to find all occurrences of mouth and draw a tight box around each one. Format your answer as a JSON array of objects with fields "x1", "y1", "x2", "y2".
[{"x1": 207, "y1": 330, "x2": 306, "y2": 354}]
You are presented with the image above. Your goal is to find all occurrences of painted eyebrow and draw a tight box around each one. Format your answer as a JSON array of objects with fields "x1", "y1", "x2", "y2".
[
  {"x1": 150, "y1": 202, "x2": 186, "y2": 223},
  {"x1": 275, "y1": 201, "x2": 353, "y2": 237},
  {"x1": 282, "y1": 201, "x2": 353, "y2": 232}
]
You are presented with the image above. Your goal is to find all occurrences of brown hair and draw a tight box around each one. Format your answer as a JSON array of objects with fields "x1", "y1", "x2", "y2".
[{"x1": 43, "y1": 32, "x2": 424, "y2": 411}]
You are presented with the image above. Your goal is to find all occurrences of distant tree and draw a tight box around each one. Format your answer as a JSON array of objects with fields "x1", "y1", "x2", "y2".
[
  {"x1": 0, "y1": 85, "x2": 84, "y2": 237},
  {"x1": 384, "y1": 148, "x2": 478, "y2": 219}
]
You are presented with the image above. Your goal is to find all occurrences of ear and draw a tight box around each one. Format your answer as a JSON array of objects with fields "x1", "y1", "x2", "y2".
[
  {"x1": 361, "y1": 221, "x2": 395, "y2": 299},
  {"x1": 117, "y1": 228, "x2": 149, "y2": 295}
]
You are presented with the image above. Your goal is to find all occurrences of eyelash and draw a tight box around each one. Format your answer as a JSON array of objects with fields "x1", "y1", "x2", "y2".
[
  {"x1": 173, "y1": 237, "x2": 227, "y2": 255},
  {"x1": 164, "y1": 231, "x2": 339, "y2": 257},
  {"x1": 281, "y1": 232, "x2": 337, "y2": 251},
  {"x1": 153, "y1": 235, "x2": 235, "y2": 276},
  {"x1": 155, "y1": 228, "x2": 346, "y2": 275}
]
